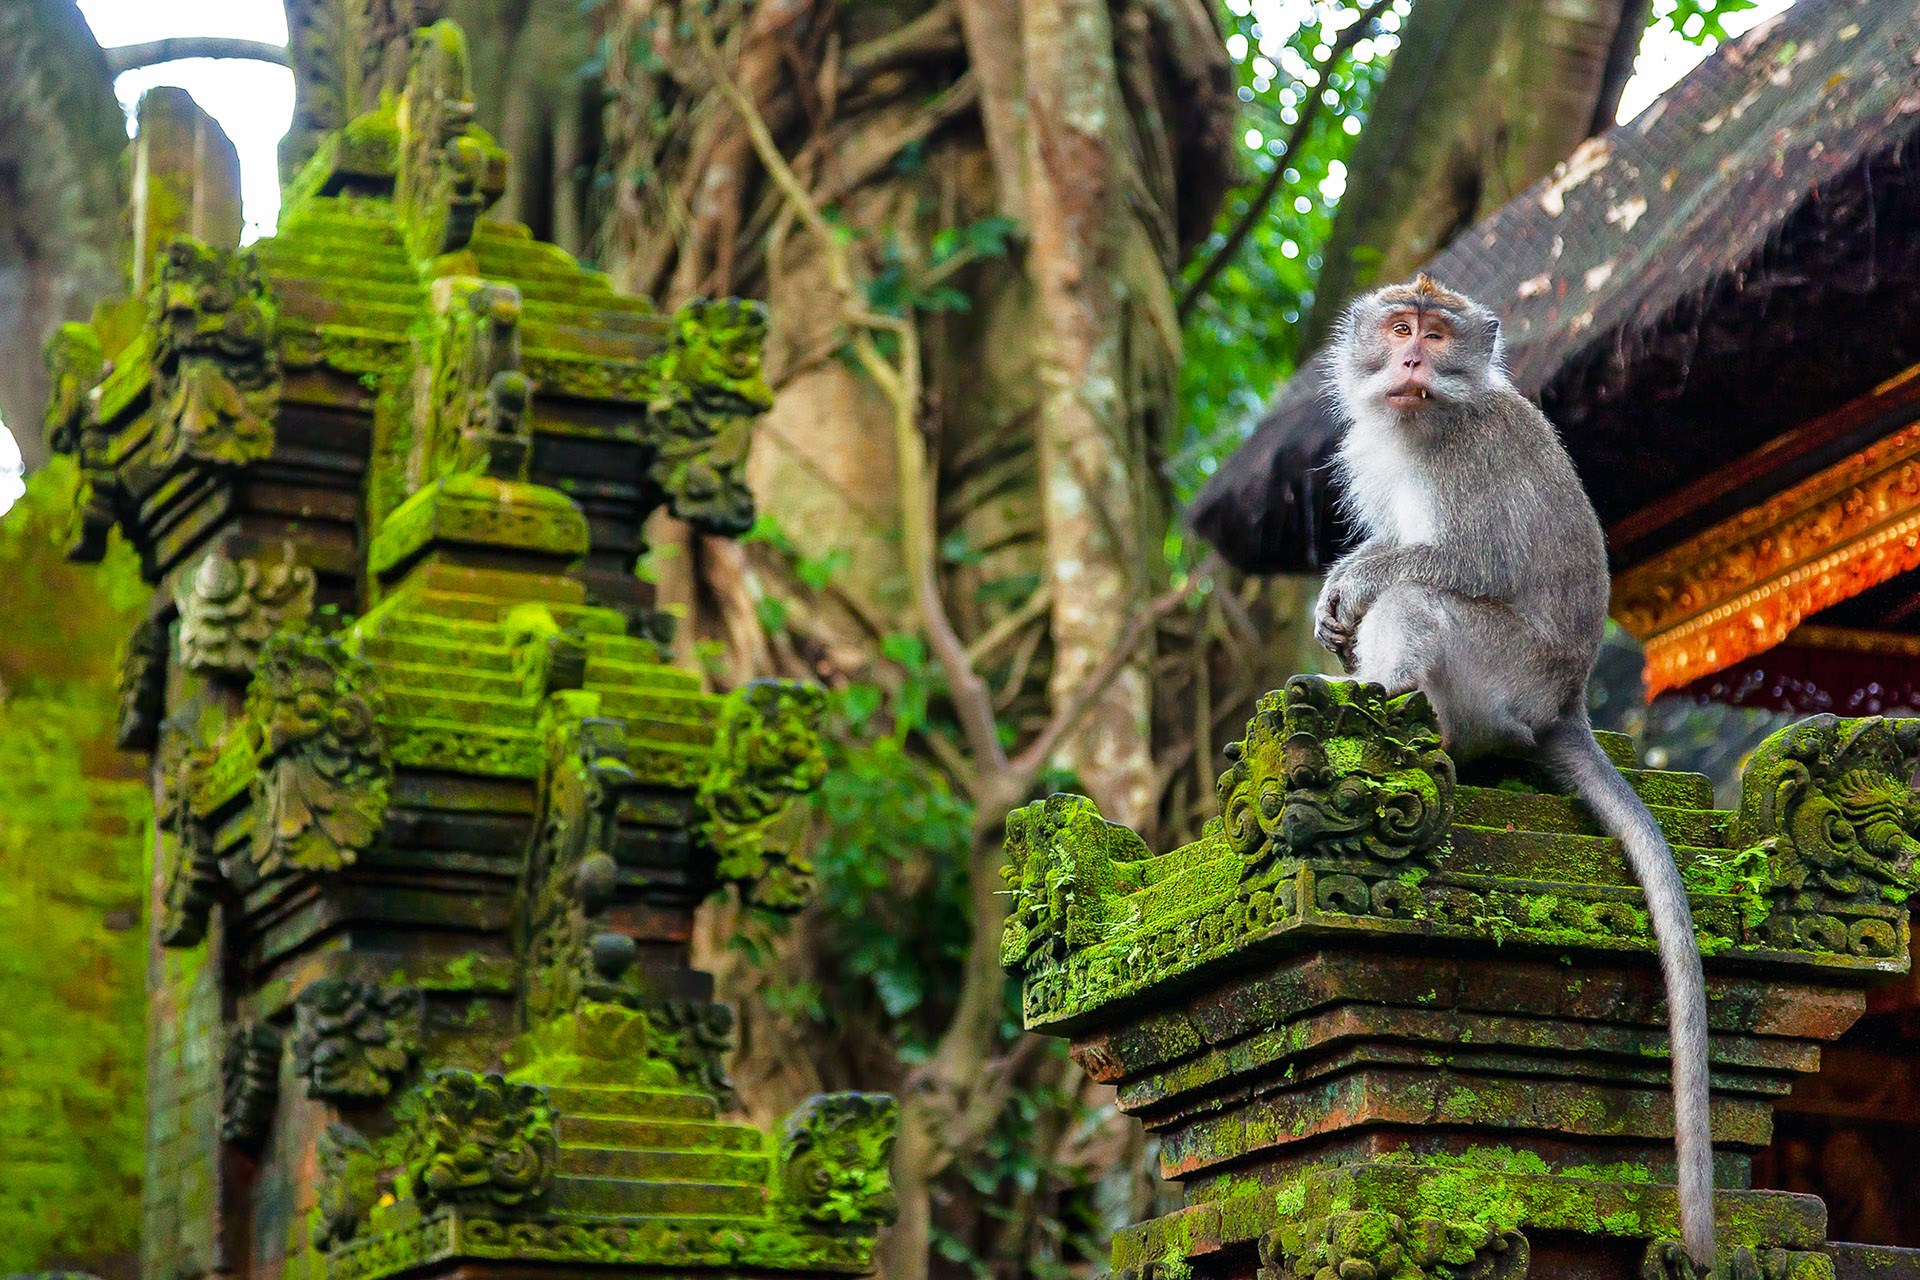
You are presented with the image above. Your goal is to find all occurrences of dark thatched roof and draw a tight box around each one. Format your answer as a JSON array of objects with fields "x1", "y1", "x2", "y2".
[{"x1": 1192, "y1": 0, "x2": 1920, "y2": 574}]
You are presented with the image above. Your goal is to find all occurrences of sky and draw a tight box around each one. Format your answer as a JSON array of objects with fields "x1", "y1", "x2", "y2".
[{"x1": 0, "y1": 0, "x2": 1797, "y2": 519}]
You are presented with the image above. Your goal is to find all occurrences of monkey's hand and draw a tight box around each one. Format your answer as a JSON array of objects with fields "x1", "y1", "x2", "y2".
[{"x1": 1313, "y1": 572, "x2": 1367, "y2": 671}]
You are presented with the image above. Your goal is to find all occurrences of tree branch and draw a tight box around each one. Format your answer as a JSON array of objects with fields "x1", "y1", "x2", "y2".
[
  {"x1": 1176, "y1": 0, "x2": 1391, "y2": 321},
  {"x1": 104, "y1": 38, "x2": 288, "y2": 74},
  {"x1": 1009, "y1": 555, "x2": 1217, "y2": 784}
]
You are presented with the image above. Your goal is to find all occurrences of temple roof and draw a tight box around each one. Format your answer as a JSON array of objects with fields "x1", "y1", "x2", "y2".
[{"x1": 1190, "y1": 0, "x2": 1920, "y2": 575}]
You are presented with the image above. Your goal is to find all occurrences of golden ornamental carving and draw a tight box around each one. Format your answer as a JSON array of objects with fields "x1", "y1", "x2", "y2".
[{"x1": 1610, "y1": 417, "x2": 1920, "y2": 695}]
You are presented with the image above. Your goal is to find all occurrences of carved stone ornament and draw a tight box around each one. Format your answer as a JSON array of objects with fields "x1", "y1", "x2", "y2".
[
  {"x1": 175, "y1": 547, "x2": 316, "y2": 678},
  {"x1": 1218, "y1": 677, "x2": 1455, "y2": 871},
  {"x1": 43, "y1": 320, "x2": 104, "y2": 458},
  {"x1": 521, "y1": 716, "x2": 638, "y2": 1020},
  {"x1": 290, "y1": 978, "x2": 421, "y2": 1100},
  {"x1": 1731, "y1": 713, "x2": 1920, "y2": 908},
  {"x1": 148, "y1": 236, "x2": 280, "y2": 469},
  {"x1": 406, "y1": 1070, "x2": 557, "y2": 1210},
  {"x1": 775, "y1": 1093, "x2": 899, "y2": 1226},
  {"x1": 1000, "y1": 793, "x2": 1152, "y2": 970},
  {"x1": 1640, "y1": 1239, "x2": 1834, "y2": 1280},
  {"x1": 395, "y1": 22, "x2": 507, "y2": 261},
  {"x1": 1257, "y1": 1211, "x2": 1530, "y2": 1280},
  {"x1": 315, "y1": 1123, "x2": 381, "y2": 1248},
  {"x1": 644, "y1": 299, "x2": 772, "y2": 536},
  {"x1": 421, "y1": 279, "x2": 531, "y2": 483},
  {"x1": 647, "y1": 997, "x2": 739, "y2": 1109},
  {"x1": 247, "y1": 632, "x2": 391, "y2": 876},
  {"x1": 695, "y1": 680, "x2": 829, "y2": 911},
  {"x1": 221, "y1": 1020, "x2": 285, "y2": 1148},
  {"x1": 157, "y1": 741, "x2": 223, "y2": 947},
  {"x1": 116, "y1": 613, "x2": 171, "y2": 751}
]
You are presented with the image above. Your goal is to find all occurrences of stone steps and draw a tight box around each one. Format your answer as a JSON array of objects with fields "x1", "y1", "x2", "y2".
[
  {"x1": 1455, "y1": 785, "x2": 1732, "y2": 848},
  {"x1": 550, "y1": 1174, "x2": 766, "y2": 1217},
  {"x1": 555, "y1": 1115, "x2": 765, "y2": 1153},
  {"x1": 1444, "y1": 826, "x2": 1734, "y2": 889},
  {"x1": 544, "y1": 1084, "x2": 718, "y2": 1121},
  {"x1": 556, "y1": 1145, "x2": 771, "y2": 1184}
]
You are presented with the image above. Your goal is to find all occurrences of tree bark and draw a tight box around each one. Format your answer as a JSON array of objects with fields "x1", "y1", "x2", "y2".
[
  {"x1": 0, "y1": 0, "x2": 128, "y2": 473},
  {"x1": 1298, "y1": 0, "x2": 1649, "y2": 355}
]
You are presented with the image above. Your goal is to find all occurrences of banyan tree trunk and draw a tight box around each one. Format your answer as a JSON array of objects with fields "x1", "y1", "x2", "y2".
[{"x1": 594, "y1": 0, "x2": 1234, "y2": 1271}]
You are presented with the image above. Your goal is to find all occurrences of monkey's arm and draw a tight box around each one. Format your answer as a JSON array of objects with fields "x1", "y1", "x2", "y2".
[{"x1": 1324, "y1": 542, "x2": 1514, "y2": 620}]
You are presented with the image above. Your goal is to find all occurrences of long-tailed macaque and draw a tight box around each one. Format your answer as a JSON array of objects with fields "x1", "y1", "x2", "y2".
[{"x1": 1313, "y1": 275, "x2": 1714, "y2": 1267}]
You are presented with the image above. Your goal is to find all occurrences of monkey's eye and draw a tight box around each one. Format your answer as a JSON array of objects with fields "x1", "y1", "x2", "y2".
[
  {"x1": 1425, "y1": 331, "x2": 1444, "y2": 342},
  {"x1": 1391, "y1": 322, "x2": 1412, "y2": 336}
]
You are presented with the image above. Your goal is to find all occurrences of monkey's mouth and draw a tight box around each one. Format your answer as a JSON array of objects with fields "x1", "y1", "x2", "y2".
[{"x1": 1385, "y1": 384, "x2": 1433, "y2": 409}]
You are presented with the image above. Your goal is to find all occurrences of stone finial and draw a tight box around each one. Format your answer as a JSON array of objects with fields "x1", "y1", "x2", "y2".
[
  {"x1": 174, "y1": 546, "x2": 316, "y2": 678},
  {"x1": 396, "y1": 22, "x2": 508, "y2": 261}
]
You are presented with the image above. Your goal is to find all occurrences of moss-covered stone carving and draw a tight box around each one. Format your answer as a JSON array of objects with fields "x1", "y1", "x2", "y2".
[
  {"x1": 221, "y1": 1021, "x2": 284, "y2": 1148},
  {"x1": 1229, "y1": 677, "x2": 1455, "y2": 869},
  {"x1": 43, "y1": 320, "x2": 104, "y2": 457},
  {"x1": 1733, "y1": 713, "x2": 1920, "y2": 909},
  {"x1": 116, "y1": 613, "x2": 170, "y2": 751},
  {"x1": 248, "y1": 631, "x2": 390, "y2": 875},
  {"x1": 697, "y1": 680, "x2": 829, "y2": 911},
  {"x1": 1001, "y1": 793, "x2": 1153, "y2": 968},
  {"x1": 1258, "y1": 1211, "x2": 1529, "y2": 1280},
  {"x1": 420, "y1": 280, "x2": 531, "y2": 483},
  {"x1": 394, "y1": 22, "x2": 507, "y2": 262},
  {"x1": 406, "y1": 1070, "x2": 557, "y2": 1212},
  {"x1": 645, "y1": 299, "x2": 772, "y2": 536},
  {"x1": 291, "y1": 979, "x2": 422, "y2": 1100},
  {"x1": 175, "y1": 547, "x2": 315, "y2": 677},
  {"x1": 54, "y1": 16, "x2": 865, "y2": 1280},
  {"x1": 775, "y1": 1093, "x2": 899, "y2": 1226},
  {"x1": 43, "y1": 322, "x2": 122, "y2": 562},
  {"x1": 156, "y1": 742, "x2": 222, "y2": 947},
  {"x1": 646, "y1": 997, "x2": 740, "y2": 1108},
  {"x1": 521, "y1": 716, "x2": 638, "y2": 1018},
  {"x1": 315, "y1": 1123, "x2": 382, "y2": 1247},
  {"x1": 148, "y1": 236, "x2": 279, "y2": 468}
]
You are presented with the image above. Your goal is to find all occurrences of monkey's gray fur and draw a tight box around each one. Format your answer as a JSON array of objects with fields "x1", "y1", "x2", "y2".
[{"x1": 1314, "y1": 275, "x2": 1714, "y2": 1268}]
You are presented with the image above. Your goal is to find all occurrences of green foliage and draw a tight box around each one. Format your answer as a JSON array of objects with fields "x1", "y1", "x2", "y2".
[
  {"x1": 1174, "y1": 1, "x2": 1406, "y2": 502},
  {"x1": 0, "y1": 460, "x2": 151, "y2": 1271},
  {"x1": 808, "y1": 704, "x2": 974, "y2": 1042}
]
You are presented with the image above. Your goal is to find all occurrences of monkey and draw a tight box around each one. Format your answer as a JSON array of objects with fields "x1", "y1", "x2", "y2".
[{"x1": 1311, "y1": 275, "x2": 1714, "y2": 1268}]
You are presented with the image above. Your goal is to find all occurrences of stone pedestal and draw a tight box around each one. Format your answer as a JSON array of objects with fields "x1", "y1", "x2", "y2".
[{"x1": 1002, "y1": 678, "x2": 1920, "y2": 1279}]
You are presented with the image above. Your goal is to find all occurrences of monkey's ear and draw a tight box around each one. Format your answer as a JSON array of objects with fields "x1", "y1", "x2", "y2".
[{"x1": 1483, "y1": 314, "x2": 1501, "y2": 344}]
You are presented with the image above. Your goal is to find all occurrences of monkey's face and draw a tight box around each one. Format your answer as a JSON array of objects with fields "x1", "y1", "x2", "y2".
[{"x1": 1335, "y1": 277, "x2": 1504, "y2": 426}]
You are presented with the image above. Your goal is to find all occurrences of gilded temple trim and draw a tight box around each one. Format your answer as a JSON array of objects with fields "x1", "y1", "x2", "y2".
[{"x1": 1610, "y1": 414, "x2": 1920, "y2": 695}]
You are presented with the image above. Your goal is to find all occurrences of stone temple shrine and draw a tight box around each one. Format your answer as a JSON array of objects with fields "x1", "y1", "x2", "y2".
[{"x1": 40, "y1": 15, "x2": 896, "y2": 1280}]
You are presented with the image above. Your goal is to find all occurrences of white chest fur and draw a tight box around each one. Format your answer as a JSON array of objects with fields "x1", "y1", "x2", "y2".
[{"x1": 1338, "y1": 422, "x2": 1439, "y2": 545}]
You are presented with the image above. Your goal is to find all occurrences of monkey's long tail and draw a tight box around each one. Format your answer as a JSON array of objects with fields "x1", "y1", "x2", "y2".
[{"x1": 1539, "y1": 715, "x2": 1714, "y2": 1268}]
